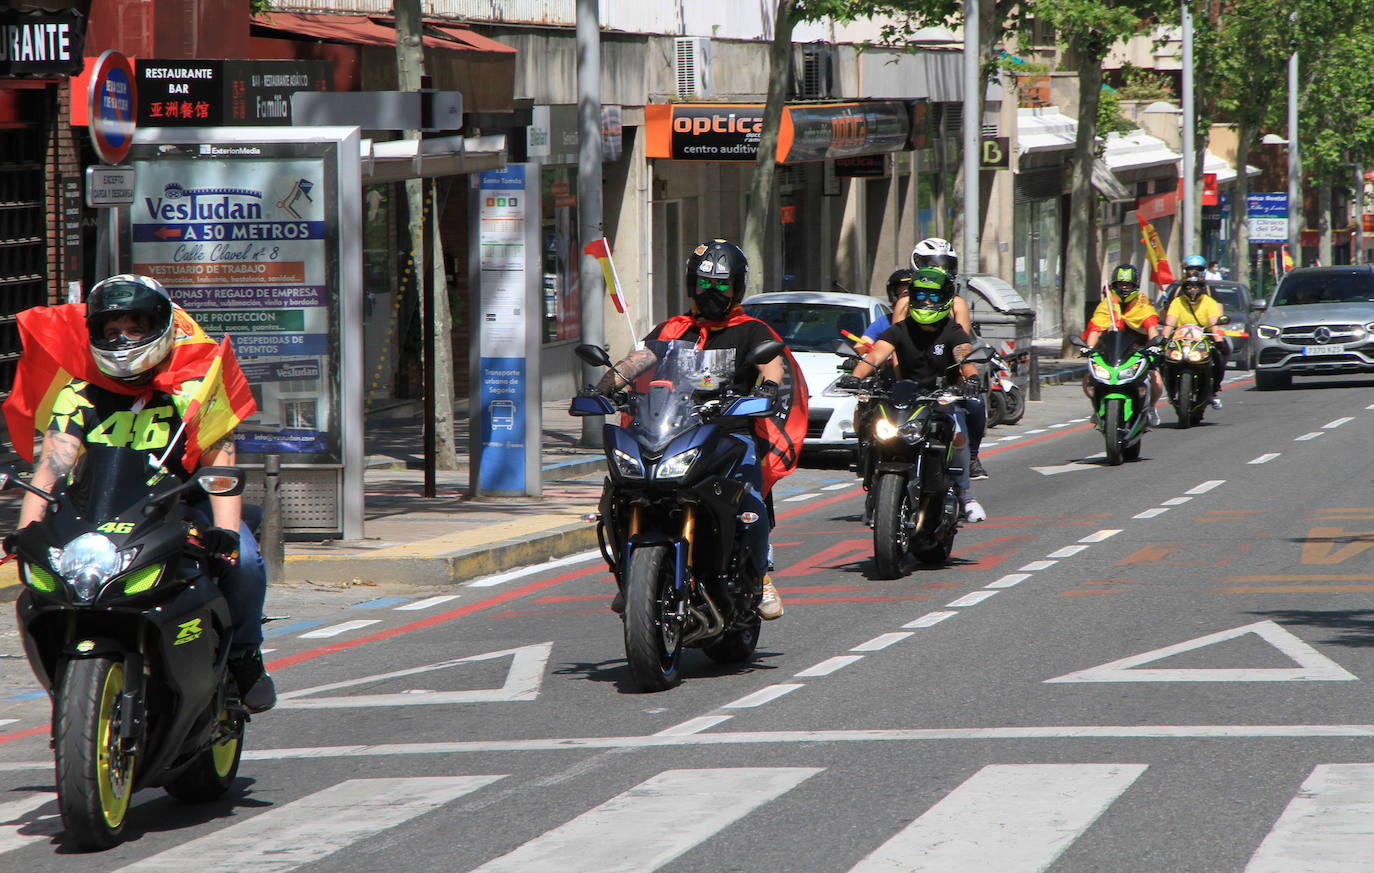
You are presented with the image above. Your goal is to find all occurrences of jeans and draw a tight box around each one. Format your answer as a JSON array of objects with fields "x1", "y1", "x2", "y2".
[
  {"x1": 960, "y1": 394, "x2": 986, "y2": 457},
  {"x1": 188, "y1": 502, "x2": 267, "y2": 650},
  {"x1": 950, "y1": 407, "x2": 972, "y2": 495}
]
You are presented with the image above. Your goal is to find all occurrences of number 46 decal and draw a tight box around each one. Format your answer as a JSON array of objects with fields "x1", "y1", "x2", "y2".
[{"x1": 96, "y1": 522, "x2": 135, "y2": 534}]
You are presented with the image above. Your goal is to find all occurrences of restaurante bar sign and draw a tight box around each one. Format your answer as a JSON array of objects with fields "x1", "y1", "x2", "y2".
[
  {"x1": 646, "y1": 101, "x2": 910, "y2": 164},
  {"x1": 0, "y1": 8, "x2": 84, "y2": 77}
]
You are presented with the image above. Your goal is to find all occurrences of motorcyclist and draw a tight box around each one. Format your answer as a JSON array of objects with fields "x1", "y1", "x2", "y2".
[
  {"x1": 596, "y1": 239, "x2": 794, "y2": 620},
  {"x1": 1082, "y1": 263, "x2": 1164, "y2": 427},
  {"x1": 1163, "y1": 273, "x2": 1227, "y2": 408},
  {"x1": 838, "y1": 266, "x2": 987, "y2": 523},
  {"x1": 14, "y1": 275, "x2": 276, "y2": 713}
]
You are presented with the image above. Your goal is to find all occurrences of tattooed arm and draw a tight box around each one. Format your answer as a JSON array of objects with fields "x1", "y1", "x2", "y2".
[
  {"x1": 18, "y1": 431, "x2": 83, "y2": 527},
  {"x1": 202, "y1": 434, "x2": 243, "y2": 532},
  {"x1": 952, "y1": 341, "x2": 979, "y2": 381},
  {"x1": 596, "y1": 347, "x2": 658, "y2": 394}
]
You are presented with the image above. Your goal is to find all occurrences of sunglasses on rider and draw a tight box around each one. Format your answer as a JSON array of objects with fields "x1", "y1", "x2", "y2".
[
  {"x1": 909, "y1": 289, "x2": 945, "y2": 307},
  {"x1": 1111, "y1": 282, "x2": 1137, "y2": 293},
  {"x1": 697, "y1": 278, "x2": 731, "y2": 293}
]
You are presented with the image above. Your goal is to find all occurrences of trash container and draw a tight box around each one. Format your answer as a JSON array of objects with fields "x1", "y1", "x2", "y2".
[{"x1": 962, "y1": 273, "x2": 1036, "y2": 366}]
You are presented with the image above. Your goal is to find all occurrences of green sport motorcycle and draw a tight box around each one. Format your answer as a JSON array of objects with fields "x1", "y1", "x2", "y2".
[{"x1": 1081, "y1": 329, "x2": 1163, "y2": 466}]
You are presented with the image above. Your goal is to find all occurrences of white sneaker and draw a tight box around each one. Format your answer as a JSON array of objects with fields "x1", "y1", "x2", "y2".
[
  {"x1": 758, "y1": 577, "x2": 784, "y2": 620},
  {"x1": 1210, "y1": 396, "x2": 1223, "y2": 409},
  {"x1": 962, "y1": 497, "x2": 987, "y2": 524},
  {"x1": 1146, "y1": 407, "x2": 1160, "y2": 427}
]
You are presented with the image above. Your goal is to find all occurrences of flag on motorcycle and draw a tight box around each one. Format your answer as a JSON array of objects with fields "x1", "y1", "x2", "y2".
[
  {"x1": 1137, "y1": 215, "x2": 1174, "y2": 286},
  {"x1": 584, "y1": 237, "x2": 642, "y2": 349},
  {"x1": 171, "y1": 336, "x2": 256, "y2": 470},
  {"x1": 2, "y1": 303, "x2": 252, "y2": 464},
  {"x1": 657, "y1": 309, "x2": 808, "y2": 495}
]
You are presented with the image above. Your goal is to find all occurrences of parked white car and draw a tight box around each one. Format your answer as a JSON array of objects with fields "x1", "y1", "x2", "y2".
[{"x1": 740, "y1": 291, "x2": 892, "y2": 454}]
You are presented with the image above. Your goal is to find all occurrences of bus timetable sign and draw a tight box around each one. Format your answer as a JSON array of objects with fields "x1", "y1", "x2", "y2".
[{"x1": 88, "y1": 50, "x2": 137, "y2": 164}]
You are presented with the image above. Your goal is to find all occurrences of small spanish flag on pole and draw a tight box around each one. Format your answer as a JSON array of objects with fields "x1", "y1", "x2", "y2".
[{"x1": 584, "y1": 236, "x2": 642, "y2": 349}]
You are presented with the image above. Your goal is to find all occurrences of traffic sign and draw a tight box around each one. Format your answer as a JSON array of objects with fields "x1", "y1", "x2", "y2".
[
  {"x1": 85, "y1": 165, "x2": 135, "y2": 207},
  {"x1": 87, "y1": 50, "x2": 137, "y2": 164},
  {"x1": 1247, "y1": 193, "x2": 1289, "y2": 244}
]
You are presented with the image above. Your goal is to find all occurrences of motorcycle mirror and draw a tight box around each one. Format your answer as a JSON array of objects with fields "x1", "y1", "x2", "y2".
[
  {"x1": 1216, "y1": 314, "x2": 1231, "y2": 325},
  {"x1": 958, "y1": 347, "x2": 993, "y2": 366},
  {"x1": 574, "y1": 343, "x2": 613, "y2": 368},
  {"x1": 833, "y1": 340, "x2": 859, "y2": 358},
  {"x1": 195, "y1": 467, "x2": 246, "y2": 497},
  {"x1": 0, "y1": 465, "x2": 13, "y2": 490},
  {"x1": 746, "y1": 339, "x2": 784, "y2": 366}
]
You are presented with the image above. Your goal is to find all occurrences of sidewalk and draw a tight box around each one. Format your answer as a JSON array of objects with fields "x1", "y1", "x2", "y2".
[{"x1": 0, "y1": 346, "x2": 1087, "y2": 598}]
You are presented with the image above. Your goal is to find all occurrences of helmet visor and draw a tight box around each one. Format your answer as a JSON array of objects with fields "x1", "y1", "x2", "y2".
[{"x1": 696, "y1": 277, "x2": 732, "y2": 294}]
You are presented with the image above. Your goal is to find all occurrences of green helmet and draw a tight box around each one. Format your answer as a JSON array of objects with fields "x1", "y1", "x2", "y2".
[
  {"x1": 1110, "y1": 263, "x2": 1141, "y2": 303},
  {"x1": 907, "y1": 266, "x2": 954, "y2": 324}
]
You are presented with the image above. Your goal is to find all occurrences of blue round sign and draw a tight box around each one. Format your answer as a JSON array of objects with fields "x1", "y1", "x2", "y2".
[{"x1": 88, "y1": 50, "x2": 137, "y2": 164}]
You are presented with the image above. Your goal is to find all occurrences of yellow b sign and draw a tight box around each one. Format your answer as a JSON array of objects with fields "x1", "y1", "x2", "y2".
[{"x1": 980, "y1": 136, "x2": 1009, "y2": 170}]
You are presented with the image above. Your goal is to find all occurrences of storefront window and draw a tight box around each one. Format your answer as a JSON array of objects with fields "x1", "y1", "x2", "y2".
[{"x1": 541, "y1": 166, "x2": 581, "y2": 343}]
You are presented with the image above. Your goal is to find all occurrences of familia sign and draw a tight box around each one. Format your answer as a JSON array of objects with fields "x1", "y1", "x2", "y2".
[{"x1": 136, "y1": 59, "x2": 331, "y2": 126}]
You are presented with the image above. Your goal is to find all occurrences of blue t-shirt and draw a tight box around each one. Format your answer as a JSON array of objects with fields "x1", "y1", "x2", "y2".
[{"x1": 863, "y1": 313, "x2": 892, "y2": 340}]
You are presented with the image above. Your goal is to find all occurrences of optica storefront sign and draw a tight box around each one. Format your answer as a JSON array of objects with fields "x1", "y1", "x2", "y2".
[{"x1": 645, "y1": 101, "x2": 910, "y2": 163}]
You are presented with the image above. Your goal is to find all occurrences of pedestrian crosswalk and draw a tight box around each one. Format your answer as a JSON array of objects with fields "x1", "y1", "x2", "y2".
[{"x1": 3, "y1": 763, "x2": 1374, "y2": 871}]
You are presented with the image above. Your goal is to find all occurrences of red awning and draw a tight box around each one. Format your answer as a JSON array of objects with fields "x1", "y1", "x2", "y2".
[{"x1": 249, "y1": 12, "x2": 513, "y2": 54}]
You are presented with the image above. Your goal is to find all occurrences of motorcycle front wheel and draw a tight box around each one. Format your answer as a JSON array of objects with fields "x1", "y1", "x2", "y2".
[
  {"x1": 56, "y1": 656, "x2": 136, "y2": 850},
  {"x1": 1103, "y1": 398, "x2": 1124, "y2": 466},
  {"x1": 1176, "y1": 371, "x2": 1194, "y2": 429},
  {"x1": 873, "y1": 472, "x2": 911, "y2": 579},
  {"x1": 623, "y1": 544, "x2": 685, "y2": 691},
  {"x1": 1002, "y1": 386, "x2": 1026, "y2": 424},
  {"x1": 165, "y1": 695, "x2": 243, "y2": 802}
]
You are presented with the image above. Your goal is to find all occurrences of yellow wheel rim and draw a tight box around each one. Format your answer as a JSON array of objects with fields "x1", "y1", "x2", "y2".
[
  {"x1": 95, "y1": 663, "x2": 134, "y2": 828},
  {"x1": 210, "y1": 710, "x2": 240, "y2": 777}
]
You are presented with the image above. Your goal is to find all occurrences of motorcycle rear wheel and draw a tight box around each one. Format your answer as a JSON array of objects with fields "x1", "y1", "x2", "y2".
[
  {"x1": 1176, "y1": 372, "x2": 1194, "y2": 429},
  {"x1": 56, "y1": 657, "x2": 136, "y2": 850},
  {"x1": 985, "y1": 390, "x2": 1006, "y2": 427},
  {"x1": 1002, "y1": 386, "x2": 1026, "y2": 424},
  {"x1": 873, "y1": 472, "x2": 911, "y2": 579},
  {"x1": 703, "y1": 614, "x2": 761, "y2": 664},
  {"x1": 164, "y1": 697, "x2": 243, "y2": 802},
  {"x1": 623, "y1": 544, "x2": 684, "y2": 691},
  {"x1": 1103, "y1": 399, "x2": 1124, "y2": 466}
]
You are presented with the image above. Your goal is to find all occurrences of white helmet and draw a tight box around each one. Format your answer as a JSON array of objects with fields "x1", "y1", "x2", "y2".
[
  {"x1": 911, "y1": 237, "x2": 958, "y2": 276},
  {"x1": 86, "y1": 274, "x2": 176, "y2": 381}
]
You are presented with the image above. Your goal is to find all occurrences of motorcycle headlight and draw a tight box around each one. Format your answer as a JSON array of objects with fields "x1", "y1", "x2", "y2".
[
  {"x1": 1089, "y1": 360, "x2": 1112, "y2": 381},
  {"x1": 874, "y1": 418, "x2": 899, "y2": 441},
  {"x1": 52, "y1": 533, "x2": 136, "y2": 602},
  {"x1": 1257, "y1": 324, "x2": 1280, "y2": 339},
  {"x1": 656, "y1": 447, "x2": 700, "y2": 480},
  {"x1": 611, "y1": 448, "x2": 645, "y2": 479},
  {"x1": 1119, "y1": 359, "x2": 1149, "y2": 381},
  {"x1": 1166, "y1": 348, "x2": 1183, "y2": 361}
]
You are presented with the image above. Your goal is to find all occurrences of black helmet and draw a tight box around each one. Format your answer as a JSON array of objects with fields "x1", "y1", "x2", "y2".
[
  {"x1": 687, "y1": 238, "x2": 747, "y2": 320},
  {"x1": 1109, "y1": 263, "x2": 1141, "y2": 303},
  {"x1": 911, "y1": 237, "x2": 958, "y2": 276},
  {"x1": 885, "y1": 268, "x2": 915, "y2": 304},
  {"x1": 86, "y1": 274, "x2": 175, "y2": 381}
]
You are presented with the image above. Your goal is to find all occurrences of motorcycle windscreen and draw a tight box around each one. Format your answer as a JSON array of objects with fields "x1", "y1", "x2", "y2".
[
  {"x1": 1095, "y1": 329, "x2": 1144, "y2": 366},
  {"x1": 65, "y1": 445, "x2": 182, "y2": 520},
  {"x1": 631, "y1": 341, "x2": 735, "y2": 453}
]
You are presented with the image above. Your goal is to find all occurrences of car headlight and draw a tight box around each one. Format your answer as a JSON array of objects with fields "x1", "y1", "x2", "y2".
[
  {"x1": 874, "y1": 418, "x2": 899, "y2": 441},
  {"x1": 656, "y1": 447, "x2": 700, "y2": 480},
  {"x1": 612, "y1": 448, "x2": 645, "y2": 479},
  {"x1": 1257, "y1": 324, "x2": 1280, "y2": 339},
  {"x1": 822, "y1": 377, "x2": 850, "y2": 398},
  {"x1": 51, "y1": 533, "x2": 136, "y2": 602}
]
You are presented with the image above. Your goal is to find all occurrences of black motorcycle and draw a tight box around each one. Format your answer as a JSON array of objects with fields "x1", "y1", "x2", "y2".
[
  {"x1": 838, "y1": 346, "x2": 989, "y2": 578},
  {"x1": 1160, "y1": 317, "x2": 1228, "y2": 428},
  {"x1": 570, "y1": 340, "x2": 780, "y2": 691},
  {"x1": 3, "y1": 445, "x2": 248, "y2": 850}
]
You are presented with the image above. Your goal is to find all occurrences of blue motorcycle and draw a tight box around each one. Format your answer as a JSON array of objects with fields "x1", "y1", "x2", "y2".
[{"x1": 571, "y1": 339, "x2": 780, "y2": 691}]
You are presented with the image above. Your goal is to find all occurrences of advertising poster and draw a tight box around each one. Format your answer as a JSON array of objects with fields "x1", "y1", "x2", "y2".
[
  {"x1": 477, "y1": 165, "x2": 528, "y2": 492},
  {"x1": 128, "y1": 153, "x2": 336, "y2": 459}
]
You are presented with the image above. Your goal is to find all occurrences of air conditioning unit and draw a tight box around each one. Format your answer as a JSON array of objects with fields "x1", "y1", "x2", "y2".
[
  {"x1": 795, "y1": 45, "x2": 834, "y2": 99},
  {"x1": 674, "y1": 37, "x2": 711, "y2": 100}
]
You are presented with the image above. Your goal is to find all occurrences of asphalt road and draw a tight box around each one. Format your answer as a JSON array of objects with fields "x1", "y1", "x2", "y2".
[{"x1": 5, "y1": 371, "x2": 1374, "y2": 871}]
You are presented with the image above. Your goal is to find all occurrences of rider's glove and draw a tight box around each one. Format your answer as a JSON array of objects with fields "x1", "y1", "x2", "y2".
[
  {"x1": 958, "y1": 376, "x2": 983, "y2": 397},
  {"x1": 201, "y1": 526, "x2": 241, "y2": 579},
  {"x1": 752, "y1": 379, "x2": 780, "y2": 400},
  {"x1": 835, "y1": 374, "x2": 865, "y2": 390},
  {"x1": 1, "y1": 533, "x2": 16, "y2": 557},
  {"x1": 1148, "y1": 335, "x2": 1167, "y2": 349}
]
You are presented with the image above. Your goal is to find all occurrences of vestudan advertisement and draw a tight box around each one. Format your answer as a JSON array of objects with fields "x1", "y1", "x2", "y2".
[{"x1": 126, "y1": 149, "x2": 338, "y2": 460}]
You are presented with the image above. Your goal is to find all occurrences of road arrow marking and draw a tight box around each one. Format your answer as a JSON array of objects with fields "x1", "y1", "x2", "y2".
[
  {"x1": 276, "y1": 642, "x2": 554, "y2": 708},
  {"x1": 1045, "y1": 621, "x2": 1357, "y2": 683}
]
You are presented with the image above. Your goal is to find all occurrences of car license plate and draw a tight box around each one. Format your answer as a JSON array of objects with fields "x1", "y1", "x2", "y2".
[{"x1": 1302, "y1": 344, "x2": 1345, "y2": 355}]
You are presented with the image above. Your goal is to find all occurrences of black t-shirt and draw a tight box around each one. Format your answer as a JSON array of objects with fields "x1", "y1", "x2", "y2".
[
  {"x1": 876, "y1": 317, "x2": 972, "y2": 388},
  {"x1": 48, "y1": 378, "x2": 195, "y2": 479},
  {"x1": 644, "y1": 319, "x2": 775, "y2": 396}
]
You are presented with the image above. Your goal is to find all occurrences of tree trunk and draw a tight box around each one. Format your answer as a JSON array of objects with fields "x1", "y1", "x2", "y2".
[
  {"x1": 1061, "y1": 56, "x2": 1103, "y2": 356},
  {"x1": 1318, "y1": 183, "x2": 1332, "y2": 266},
  {"x1": 1231, "y1": 122, "x2": 1256, "y2": 288},
  {"x1": 743, "y1": 0, "x2": 797, "y2": 296}
]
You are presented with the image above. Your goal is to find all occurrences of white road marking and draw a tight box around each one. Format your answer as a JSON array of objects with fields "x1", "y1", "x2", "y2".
[
  {"x1": 467, "y1": 768, "x2": 820, "y2": 873},
  {"x1": 1024, "y1": 428, "x2": 1047, "y2": 434},
  {"x1": 1162, "y1": 496, "x2": 1192, "y2": 506},
  {"x1": 1134, "y1": 508, "x2": 1169, "y2": 519},
  {"x1": 1323, "y1": 417, "x2": 1355, "y2": 429},
  {"x1": 903, "y1": 611, "x2": 958, "y2": 628},
  {"x1": 1249, "y1": 453, "x2": 1280, "y2": 464},
  {"x1": 822, "y1": 482, "x2": 852, "y2": 491},
  {"x1": 1046, "y1": 545, "x2": 1088, "y2": 558},
  {"x1": 946, "y1": 591, "x2": 997, "y2": 608},
  {"x1": 1031, "y1": 461, "x2": 1099, "y2": 476},
  {"x1": 782, "y1": 492, "x2": 821, "y2": 502},
  {"x1": 1296, "y1": 432, "x2": 1324, "y2": 441},
  {"x1": 277, "y1": 642, "x2": 553, "y2": 708},
  {"x1": 395, "y1": 594, "x2": 461, "y2": 610},
  {"x1": 1246, "y1": 764, "x2": 1374, "y2": 872},
  {"x1": 1186, "y1": 480, "x2": 1225, "y2": 494},
  {"x1": 1079, "y1": 530, "x2": 1120, "y2": 543},
  {"x1": 722, "y1": 684, "x2": 803, "y2": 708},
  {"x1": 0, "y1": 791, "x2": 61, "y2": 855},
  {"x1": 852, "y1": 632, "x2": 913, "y2": 652},
  {"x1": 795, "y1": 655, "x2": 864, "y2": 677},
  {"x1": 0, "y1": 719, "x2": 16, "y2": 729},
  {"x1": 1018, "y1": 560, "x2": 1058, "y2": 572},
  {"x1": 298, "y1": 620, "x2": 381, "y2": 639},
  {"x1": 468, "y1": 550, "x2": 600, "y2": 588},
  {"x1": 113, "y1": 776, "x2": 503, "y2": 873},
  {"x1": 1048, "y1": 422, "x2": 1071, "y2": 428},
  {"x1": 1047, "y1": 621, "x2": 1358, "y2": 683},
  {"x1": 848, "y1": 764, "x2": 1147, "y2": 873},
  {"x1": 986, "y1": 574, "x2": 1030, "y2": 589},
  {"x1": 654, "y1": 716, "x2": 732, "y2": 736}
]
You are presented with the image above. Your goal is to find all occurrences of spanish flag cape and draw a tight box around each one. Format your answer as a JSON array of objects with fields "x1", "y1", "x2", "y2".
[
  {"x1": 656, "y1": 307, "x2": 808, "y2": 495},
  {"x1": 2, "y1": 303, "x2": 257, "y2": 470}
]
